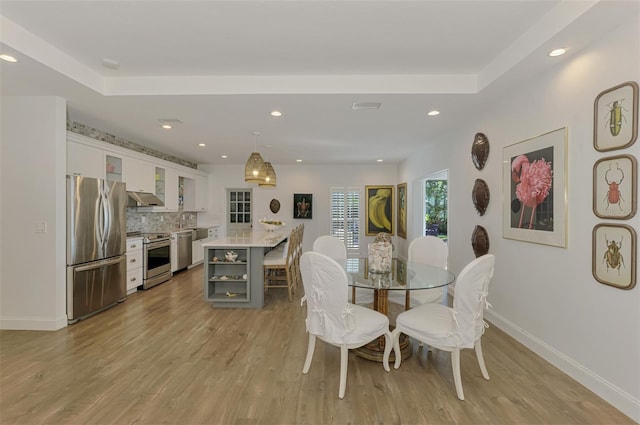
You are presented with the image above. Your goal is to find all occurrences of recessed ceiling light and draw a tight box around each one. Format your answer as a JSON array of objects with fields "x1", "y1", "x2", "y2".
[
  {"x1": 161, "y1": 124, "x2": 172, "y2": 129},
  {"x1": 377, "y1": 159, "x2": 384, "y2": 162},
  {"x1": 296, "y1": 159, "x2": 302, "y2": 163},
  {"x1": 0, "y1": 54, "x2": 17, "y2": 63},
  {"x1": 427, "y1": 110, "x2": 440, "y2": 116},
  {"x1": 221, "y1": 155, "x2": 228, "y2": 159},
  {"x1": 548, "y1": 48, "x2": 567, "y2": 57},
  {"x1": 270, "y1": 110, "x2": 282, "y2": 117},
  {"x1": 198, "y1": 143, "x2": 206, "y2": 147}
]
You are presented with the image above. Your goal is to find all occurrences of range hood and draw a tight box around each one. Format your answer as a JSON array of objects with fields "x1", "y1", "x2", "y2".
[{"x1": 127, "y1": 191, "x2": 165, "y2": 207}]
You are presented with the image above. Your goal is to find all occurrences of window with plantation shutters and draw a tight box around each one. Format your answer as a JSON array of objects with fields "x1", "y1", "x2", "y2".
[{"x1": 330, "y1": 187, "x2": 361, "y2": 254}]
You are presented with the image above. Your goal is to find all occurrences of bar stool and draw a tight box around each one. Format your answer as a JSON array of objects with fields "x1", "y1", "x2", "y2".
[{"x1": 263, "y1": 226, "x2": 299, "y2": 301}]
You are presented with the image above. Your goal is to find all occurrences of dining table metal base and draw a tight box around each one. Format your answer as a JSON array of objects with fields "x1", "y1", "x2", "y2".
[{"x1": 353, "y1": 331, "x2": 412, "y2": 362}]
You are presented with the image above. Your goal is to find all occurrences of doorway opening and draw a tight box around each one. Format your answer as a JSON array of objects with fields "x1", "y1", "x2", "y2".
[{"x1": 423, "y1": 169, "x2": 448, "y2": 241}]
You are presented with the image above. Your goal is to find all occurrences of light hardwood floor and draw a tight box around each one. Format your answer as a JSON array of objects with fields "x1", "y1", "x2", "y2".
[{"x1": 1, "y1": 265, "x2": 633, "y2": 425}]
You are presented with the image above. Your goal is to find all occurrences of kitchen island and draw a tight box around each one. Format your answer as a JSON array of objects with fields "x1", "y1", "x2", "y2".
[{"x1": 201, "y1": 229, "x2": 288, "y2": 308}]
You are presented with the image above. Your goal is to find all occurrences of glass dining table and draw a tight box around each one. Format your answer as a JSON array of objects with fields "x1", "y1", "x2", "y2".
[{"x1": 346, "y1": 257, "x2": 455, "y2": 362}]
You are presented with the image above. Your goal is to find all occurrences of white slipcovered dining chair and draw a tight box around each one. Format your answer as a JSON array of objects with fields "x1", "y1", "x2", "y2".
[
  {"x1": 300, "y1": 251, "x2": 392, "y2": 399},
  {"x1": 312, "y1": 235, "x2": 374, "y2": 305},
  {"x1": 388, "y1": 235, "x2": 448, "y2": 309},
  {"x1": 386, "y1": 254, "x2": 495, "y2": 400}
]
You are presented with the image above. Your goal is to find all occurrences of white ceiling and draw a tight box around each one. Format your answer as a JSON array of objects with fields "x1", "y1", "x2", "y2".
[{"x1": 1, "y1": 1, "x2": 637, "y2": 165}]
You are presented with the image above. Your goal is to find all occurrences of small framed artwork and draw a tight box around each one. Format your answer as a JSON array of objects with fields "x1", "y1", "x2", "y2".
[
  {"x1": 592, "y1": 223, "x2": 636, "y2": 290},
  {"x1": 293, "y1": 194, "x2": 312, "y2": 219},
  {"x1": 503, "y1": 127, "x2": 567, "y2": 247},
  {"x1": 593, "y1": 154, "x2": 637, "y2": 219},
  {"x1": 594, "y1": 81, "x2": 638, "y2": 152},
  {"x1": 365, "y1": 185, "x2": 394, "y2": 235},
  {"x1": 397, "y1": 183, "x2": 407, "y2": 239}
]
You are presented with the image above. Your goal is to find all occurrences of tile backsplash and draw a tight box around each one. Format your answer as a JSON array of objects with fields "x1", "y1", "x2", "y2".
[{"x1": 127, "y1": 209, "x2": 197, "y2": 233}]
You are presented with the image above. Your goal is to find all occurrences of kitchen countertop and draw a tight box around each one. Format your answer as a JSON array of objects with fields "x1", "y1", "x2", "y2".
[{"x1": 202, "y1": 229, "x2": 288, "y2": 248}]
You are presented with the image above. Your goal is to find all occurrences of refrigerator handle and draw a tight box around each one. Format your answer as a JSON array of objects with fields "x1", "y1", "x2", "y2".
[{"x1": 74, "y1": 256, "x2": 123, "y2": 272}]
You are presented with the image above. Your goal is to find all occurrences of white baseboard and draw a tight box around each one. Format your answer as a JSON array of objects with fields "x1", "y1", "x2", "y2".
[
  {"x1": 485, "y1": 309, "x2": 640, "y2": 423},
  {"x1": 0, "y1": 315, "x2": 67, "y2": 331}
]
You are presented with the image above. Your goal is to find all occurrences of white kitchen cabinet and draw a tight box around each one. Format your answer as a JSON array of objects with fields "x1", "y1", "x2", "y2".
[
  {"x1": 164, "y1": 167, "x2": 180, "y2": 211},
  {"x1": 192, "y1": 239, "x2": 203, "y2": 265},
  {"x1": 170, "y1": 233, "x2": 178, "y2": 272},
  {"x1": 154, "y1": 166, "x2": 165, "y2": 204},
  {"x1": 126, "y1": 237, "x2": 143, "y2": 294},
  {"x1": 124, "y1": 156, "x2": 154, "y2": 193},
  {"x1": 195, "y1": 174, "x2": 209, "y2": 211},
  {"x1": 182, "y1": 173, "x2": 208, "y2": 212},
  {"x1": 105, "y1": 153, "x2": 124, "y2": 183},
  {"x1": 182, "y1": 175, "x2": 196, "y2": 211},
  {"x1": 67, "y1": 133, "x2": 209, "y2": 204},
  {"x1": 68, "y1": 141, "x2": 103, "y2": 178}
]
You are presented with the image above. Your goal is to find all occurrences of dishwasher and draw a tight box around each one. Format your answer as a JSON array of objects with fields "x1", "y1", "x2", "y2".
[{"x1": 176, "y1": 231, "x2": 193, "y2": 271}]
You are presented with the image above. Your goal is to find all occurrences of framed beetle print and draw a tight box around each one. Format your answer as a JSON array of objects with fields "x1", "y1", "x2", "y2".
[
  {"x1": 594, "y1": 81, "x2": 638, "y2": 152},
  {"x1": 365, "y1": 185, "x2": 394, "y2": 235},
  {"x1": 593, "y1": 155, "x2": 637, "y2": 219},
  {"x1": 592, "y1": 223, "x2": 636, "y2": 290}
]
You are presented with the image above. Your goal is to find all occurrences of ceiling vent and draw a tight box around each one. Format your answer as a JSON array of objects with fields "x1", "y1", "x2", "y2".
[
  {"x1": 101, "y1": 58, "x2": 120, "y2": 70},
  {"x1": 352, "y1": 102, "x2": 382, "y2": 110},
  {"x1": 158, "y1": 119, "x2": 183, "y2": 126}
]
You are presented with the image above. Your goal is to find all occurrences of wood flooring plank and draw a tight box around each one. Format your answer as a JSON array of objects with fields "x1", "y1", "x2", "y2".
[{"x1": 0, "y1": 265, "x2": 634, "y2": 425}]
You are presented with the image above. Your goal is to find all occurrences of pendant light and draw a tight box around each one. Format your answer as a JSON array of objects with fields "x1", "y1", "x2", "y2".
[
  {"x1": 244, "y1": 132, "x2": 265, "y2": 183},
  {"x1": 259, "y1": 145, "x2": 277, "y2": 188}
]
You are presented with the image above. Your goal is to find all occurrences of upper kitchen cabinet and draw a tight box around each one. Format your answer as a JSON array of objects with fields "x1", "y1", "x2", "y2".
[
  {"x1": 68, "y1": 140, "x2": 103, "y2": 178},
  {"x1": 182, "y1": 173, "x2": 208, "y2": 211},
  {"x1": 164, "y1": 167, "x2": 180, "y2": 211},
  {"x1": 105, "y1": 154, "x2": 124, "y2": 183},
  {"x1": 66, "y1": 132, "x2": 208, "y2": 208},
  {"x1": 154, "y1": 166, "x2": 166, "y2": 204},
  {"x1": 151, "y1": 166, "x2": 180, "y2": 211},
  {"x1": 195, "y1": 174, "x2": 209, "y2": 211},
  {"x1": 124, "y1": 156, "x2": 154, "y2": 193}
]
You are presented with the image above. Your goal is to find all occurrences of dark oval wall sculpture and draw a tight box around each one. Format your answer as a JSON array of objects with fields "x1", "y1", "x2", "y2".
[
  {"x1": 471, "y1": 132, "x2": 490, "y2": 170},
  {"x1": 472, "y1": 179, "x2": 490, "y2": 216},
  {"x1": 471, "y1": 225, "x2": 490, "y2": 258},
  {"x1": 269, "y1": 199, "x2": 281, "y2": 214}
]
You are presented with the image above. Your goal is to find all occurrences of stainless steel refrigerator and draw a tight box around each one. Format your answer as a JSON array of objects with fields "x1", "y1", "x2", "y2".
[{"x1": 67, "y1": 175, "x2": 127, "y2": 323}]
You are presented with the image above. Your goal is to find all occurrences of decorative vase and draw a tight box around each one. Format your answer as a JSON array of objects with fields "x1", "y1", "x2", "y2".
[{"x1": 368, "y1": 241, "x2": 392, "y2": 274}]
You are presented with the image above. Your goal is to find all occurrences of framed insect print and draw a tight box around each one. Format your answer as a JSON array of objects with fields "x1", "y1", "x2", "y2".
[
  {"x1": 593, "y1": 155, "x2": 637, "y2": 219},
  {"x1": 397, "y1": 183, "x2": 407, "y2": 239},
  {"x1": 293, "y1": 194, "x2": 312, "y2": 219},
  {"x1": 503, "y1": 127, "x2": 567, "y2": 247},
  {"x1": 592, "y1": 223, "x2": 636, "y2": 290},
  {"x1": 594, "y1": 81, "x2": 638, "y2": 152},
  {"x1": 365, "y1": 185, "x2": 394, "y2": 235}
]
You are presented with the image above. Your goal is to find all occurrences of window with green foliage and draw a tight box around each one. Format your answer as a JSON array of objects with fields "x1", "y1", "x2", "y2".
[{"x1": 425, "y1": 180, "x2": 447, "y2": 236}]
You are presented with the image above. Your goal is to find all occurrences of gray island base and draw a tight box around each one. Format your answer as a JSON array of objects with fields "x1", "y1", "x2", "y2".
[{"x1": 202, "y1": 229, "x2": 288, "y2": 308}]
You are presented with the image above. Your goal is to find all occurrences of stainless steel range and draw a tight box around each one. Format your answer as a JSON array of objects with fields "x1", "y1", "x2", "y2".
[{"x1": 128, "y1": 232, "x2": 172, "y2": 289}]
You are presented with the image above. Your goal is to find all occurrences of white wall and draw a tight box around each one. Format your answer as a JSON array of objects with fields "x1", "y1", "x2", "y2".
[
  {"x1": 0, "y1": 96, "x2": 68, "y2": 330},
  {"x1": 400, "y1": 17, "x2": 640, "y2": 421},
  {"x1": 198, "y1": 163, "x2": 398, "y2": 254}
]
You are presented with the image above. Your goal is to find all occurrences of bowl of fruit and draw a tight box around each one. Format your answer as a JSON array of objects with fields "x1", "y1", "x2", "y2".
[{"x1": 259, "y1": 219, "x2": 285, "y2": 232}]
